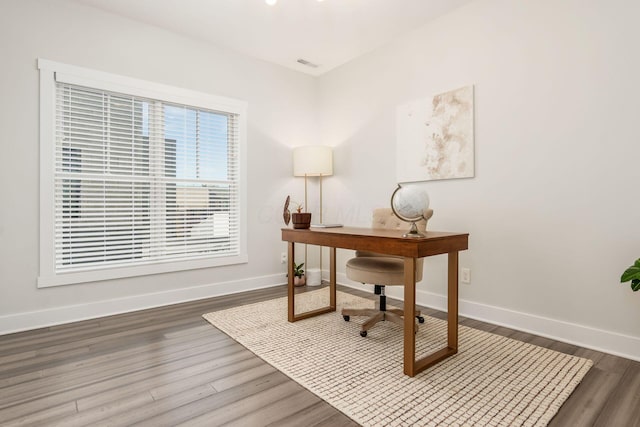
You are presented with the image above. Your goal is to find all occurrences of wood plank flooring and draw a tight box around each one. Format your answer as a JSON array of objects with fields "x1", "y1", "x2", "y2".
[{"x1": 0, "y1": 285, "x2": 638, "y2": 426}]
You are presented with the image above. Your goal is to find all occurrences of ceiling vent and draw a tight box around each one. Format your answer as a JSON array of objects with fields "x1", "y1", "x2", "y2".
[{"x1": 297, "y1": 58, "x2": 320, "y2": 68}]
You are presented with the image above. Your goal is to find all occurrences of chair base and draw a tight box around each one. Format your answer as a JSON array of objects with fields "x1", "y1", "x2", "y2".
[{"x1": 342, "y1": 307, "x2": 424, "y2": 336}]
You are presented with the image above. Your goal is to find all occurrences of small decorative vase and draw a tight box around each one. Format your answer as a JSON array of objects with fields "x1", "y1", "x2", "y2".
[
  {"x1": 291, "y1": 212, "x2": 312, "y2": 229},
  {"x1": 294, "y1": 275, "x2": 306, "y2": 286}
]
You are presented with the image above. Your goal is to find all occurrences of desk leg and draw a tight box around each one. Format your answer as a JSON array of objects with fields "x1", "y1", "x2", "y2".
[
  {"x1": 403, "y1": 257, "x2": 417, "y2": 376},
  {"x1": 448, "y1": 251, "x2": 459, "y2": 351},
  {"x1": 330, "y1": 247, "x2": 336, "y2": 309},
  {"x1": 288, "y1": 243, "x2": 337, "y2": 323},
  {"x1": 288, "y1": 241, "x2": 295, "y2": 322},
  {"x1": 403, "y1": 252, "x2": 460, "y2": 377}
]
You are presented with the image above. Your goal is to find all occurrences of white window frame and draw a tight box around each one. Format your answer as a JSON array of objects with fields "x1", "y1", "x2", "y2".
[{"x1": 37, "y1": 59, "x2": 248, "y2": 287}]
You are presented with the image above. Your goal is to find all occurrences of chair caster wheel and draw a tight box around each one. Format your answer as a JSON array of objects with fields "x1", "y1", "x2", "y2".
[
  {"x1": 360, "y1": 330, "x2": 367, "y2": 337},
  {"x1": 343, "y1": 315, "x2": 350, "y2": 321},
  {"x1": 417, "y1": 316, "x2": 425, "y2": 324}
]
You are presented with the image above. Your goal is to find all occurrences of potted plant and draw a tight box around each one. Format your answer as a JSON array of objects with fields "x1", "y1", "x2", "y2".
[
  {"x1": 294, "y1": 262, "x2": 306, "y2": 286},
  {"x1": 621, "y1": 258, "x2": 640, "y2": 292},
  {"x1": 291, "y1": 203, "x2": 312, "y2": 229}
]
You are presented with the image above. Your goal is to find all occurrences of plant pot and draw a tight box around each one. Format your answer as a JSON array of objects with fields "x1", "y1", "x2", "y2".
[
  {"x1": 294, "y1": 275, "x2": 306, "y2": 286},
  {"x1": 292, "y1": 212, "x2": 312, "y2": 229},
  {"x1": 306, "y1": 268, "x2": 322, "y2": 286}
]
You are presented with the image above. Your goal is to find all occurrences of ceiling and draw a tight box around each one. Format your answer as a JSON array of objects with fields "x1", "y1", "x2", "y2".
[{"x1": 73, "y1": 0, "x2": 473, "y2": 76}]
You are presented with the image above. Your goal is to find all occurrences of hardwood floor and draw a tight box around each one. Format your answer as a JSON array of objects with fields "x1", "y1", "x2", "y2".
[{"x1": 0, "y1": 285, "x2": 638, "y2": 426}]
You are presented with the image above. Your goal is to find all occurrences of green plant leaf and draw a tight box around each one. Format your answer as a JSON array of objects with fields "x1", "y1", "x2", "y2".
[
  {"x1": 632, "y1": 279, "x2": 640, "y2": 292},
  {"x1": 621, "y1": 266, "x2": 640, "y2": 283},
  {"x1": 293, "y1": 262, "x2": 305, "y2": 277},
  {"x1": 634, "y1": 259, "x2": 640, "y2": 268}
]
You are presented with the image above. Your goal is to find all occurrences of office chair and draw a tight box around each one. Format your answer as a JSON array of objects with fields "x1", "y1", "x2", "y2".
[{"x1": 342, "y1": 208, "x2": 433, "y2": 337}]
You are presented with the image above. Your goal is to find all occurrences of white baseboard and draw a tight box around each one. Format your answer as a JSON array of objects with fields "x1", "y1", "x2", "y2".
[
  {"x1": 337, "y1": 273, "x2": 640, "y2": 362},
  {"x1": 0, "y1": 273, "x2": 286, "y2": 335}
]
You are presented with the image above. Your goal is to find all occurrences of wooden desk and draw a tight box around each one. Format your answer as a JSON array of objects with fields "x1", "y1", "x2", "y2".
[{"x1": 281, "y1": 226, "x2": 469, "y2": 377}]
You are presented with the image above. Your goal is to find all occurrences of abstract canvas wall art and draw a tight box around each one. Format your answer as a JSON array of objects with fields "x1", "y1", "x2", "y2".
[{"x1": 396, "y1": 85, "x2": 474, "y2": 182}]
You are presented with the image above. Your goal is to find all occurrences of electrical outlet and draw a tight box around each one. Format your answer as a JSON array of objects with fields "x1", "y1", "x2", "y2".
[
  {"x1": 461, "y1": 268, "x2": 471, "y2": 284},
  {"x1": 280, "y1": 252, "x2": 287, "y2": 264}
]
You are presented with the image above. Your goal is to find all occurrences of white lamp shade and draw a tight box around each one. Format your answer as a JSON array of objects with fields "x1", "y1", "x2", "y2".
[{"x1": 293, "y1": 145, "x2": 333, "y2": 177}]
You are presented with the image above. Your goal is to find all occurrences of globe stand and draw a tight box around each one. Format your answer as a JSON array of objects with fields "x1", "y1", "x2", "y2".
[{"x1": 402, "y1": 221, "x2": 426, "y2": 238}]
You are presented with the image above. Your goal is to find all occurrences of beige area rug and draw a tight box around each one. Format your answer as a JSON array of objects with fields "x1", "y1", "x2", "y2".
[{"x1": 203, "y1": 290, "x2": 592, "y2": 427}]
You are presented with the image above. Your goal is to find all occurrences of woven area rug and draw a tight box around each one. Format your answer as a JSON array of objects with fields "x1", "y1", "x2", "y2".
[{"x1": 203, "y1": 290, "x2": 592, "y2": 427}]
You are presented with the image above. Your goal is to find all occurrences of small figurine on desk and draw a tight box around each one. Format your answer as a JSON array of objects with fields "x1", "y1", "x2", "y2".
[{"x1": 282, "y1": 195, "x2": 291, "y2": 226}]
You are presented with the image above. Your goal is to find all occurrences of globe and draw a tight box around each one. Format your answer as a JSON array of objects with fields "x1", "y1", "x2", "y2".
[{"x1": 390, "y1": 184, "x2": 430, "y2": 237}]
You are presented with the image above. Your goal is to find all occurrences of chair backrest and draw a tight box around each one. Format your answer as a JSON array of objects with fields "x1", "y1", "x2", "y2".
[
  {"x1": 355, "y1": 208, "x2": 433, "y2": 259},
  {"x1": 371, "y1": 208, "x2": 433, "y2": 231}
]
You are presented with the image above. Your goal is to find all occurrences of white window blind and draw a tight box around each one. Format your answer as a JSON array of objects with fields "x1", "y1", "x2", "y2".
[{"x1": 38, "y1": 59, "x2": 247, "y2": 287}]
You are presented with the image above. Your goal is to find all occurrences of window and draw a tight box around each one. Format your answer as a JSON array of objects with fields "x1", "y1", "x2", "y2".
[{"x1": 38, "y1": 60, "x2": 247, "y2": 287}]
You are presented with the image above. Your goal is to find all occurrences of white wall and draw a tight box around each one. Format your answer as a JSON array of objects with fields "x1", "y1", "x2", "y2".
[
  {"x1": 0, "y1": 0, "x2": 316, "y2": 331},
  {"x1": 318, "y1": 0, "x2": 640, "y2": 358}
]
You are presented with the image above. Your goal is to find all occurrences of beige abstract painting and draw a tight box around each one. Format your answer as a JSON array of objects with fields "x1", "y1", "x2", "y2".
[{"x1": 396, "y1": 85, "x2": 474, "y2": 182}]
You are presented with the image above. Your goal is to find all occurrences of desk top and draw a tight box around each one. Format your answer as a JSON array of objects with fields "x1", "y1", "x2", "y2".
[{"x1": 282, "y1": 226, "x2": 468, "y2": 258}]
